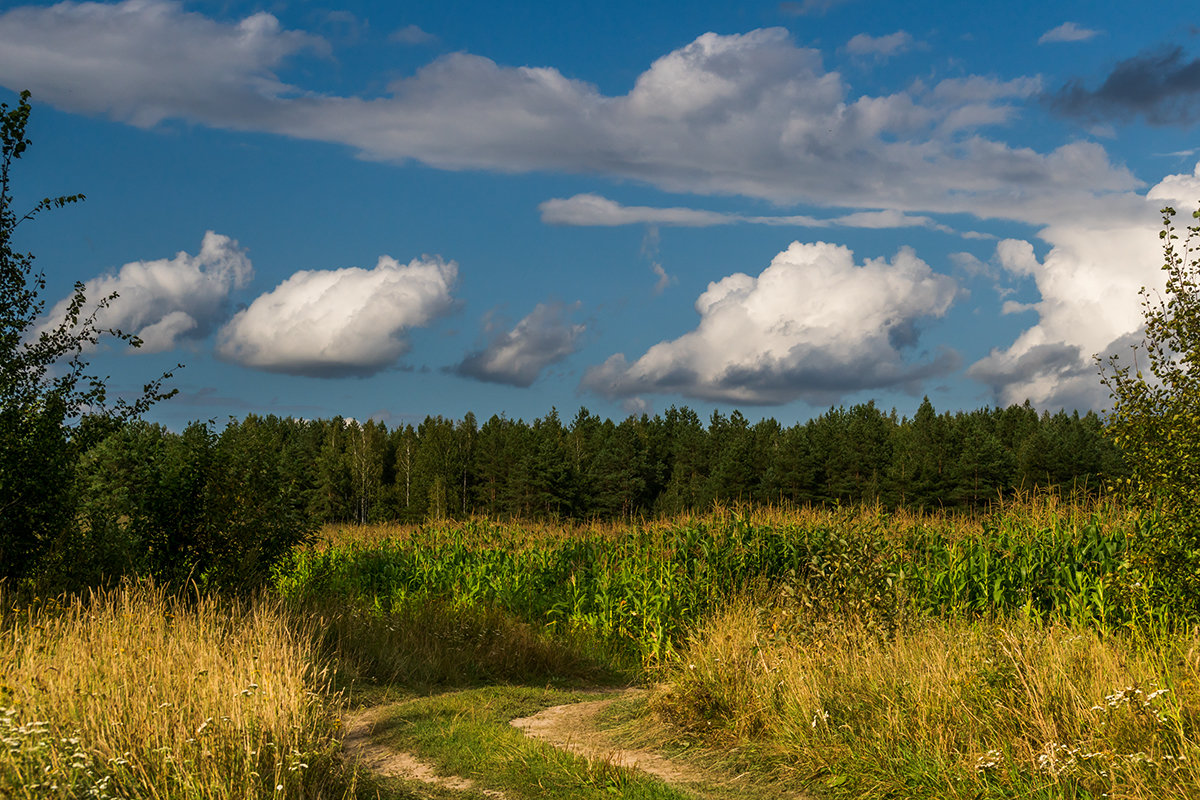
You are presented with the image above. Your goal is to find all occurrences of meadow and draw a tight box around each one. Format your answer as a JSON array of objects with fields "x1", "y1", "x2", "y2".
[{"x1": 4, "y1": 498, "x2": 1199, "y2": 799}]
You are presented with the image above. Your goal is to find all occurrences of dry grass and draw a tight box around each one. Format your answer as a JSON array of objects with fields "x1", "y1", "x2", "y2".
[
  {"x1": 0, "y1": 583, "x2": 351, "y2": 799},
  {"x1": 306, "y1": 595, "x2": 607, "y2": 689},
  {"x1": 649, "y1": 601, "x2": 1200, "y2": 798},
  {"x1": 315, "y1": 492, "x2": 1133, "y2": 552}
]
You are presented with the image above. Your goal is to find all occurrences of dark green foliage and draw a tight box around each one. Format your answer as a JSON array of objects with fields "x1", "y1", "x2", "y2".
[
  {"x1": 0, "y1": 91, "x2": 174, "y2": 586},
  {"x1": 211, "y1": 399, "x2": 1124, "y2": 527},
  {"x1": 72, "y1": 416, "x2": 318, "y2": 590}
]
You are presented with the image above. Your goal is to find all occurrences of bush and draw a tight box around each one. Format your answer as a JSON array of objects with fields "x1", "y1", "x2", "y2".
[
  {"x1": 73, "y1": 417, "x2": 318, "y2": 591},
  {"x1": 1100, "y1": 205, "x2": 1200, "y2": 610}
]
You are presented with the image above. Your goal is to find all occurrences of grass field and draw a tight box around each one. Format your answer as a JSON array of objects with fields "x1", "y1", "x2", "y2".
[{"x1": 4, "y1": 497, "x2": 1196, "y2": 799}]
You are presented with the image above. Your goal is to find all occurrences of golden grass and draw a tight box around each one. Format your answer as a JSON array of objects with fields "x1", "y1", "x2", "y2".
[
  {"x1": 650, "y1": 601, "x2": 1200, "y2": 798},
  {"x1": 0, "y1": 583, "x2": 351, "y2": 799},
  {"x1": 314, "y1": 491, "x2": 1133, "y2": 552}
]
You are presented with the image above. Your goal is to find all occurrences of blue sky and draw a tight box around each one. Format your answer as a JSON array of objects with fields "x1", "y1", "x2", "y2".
[{"x1": 2, "y1": 0, "x2": 1198, "y2": 429}]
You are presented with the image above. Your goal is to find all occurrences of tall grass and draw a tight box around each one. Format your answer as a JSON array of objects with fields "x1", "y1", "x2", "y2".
[
  {"x1": 302, "y1": 595, "x2": 607, "y2": 689},
  {"x1": 651, "y1": 603, "x2": 1200, "y2": 799},
  {"x1": 0, "y1": 583, "x2": 350, "y2": 799}
]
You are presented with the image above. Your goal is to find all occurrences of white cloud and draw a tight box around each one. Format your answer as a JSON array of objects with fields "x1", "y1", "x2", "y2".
[
  {"x1": 539, "y1": 194, "x2": 733, "y2": 227},
  {"x1": 581, "y1": 241, "x2": 959, "y2": 405},
  {"x1": 650, "y1": 262, "x2": 675, "y2": 294},
  {"x1": 0, "y1": 7, "x2": 1137, "y2": 221},
  {"x1": 39, "y1": 231, "x2": 252, "y2": 352},
  {"x1": 948, "y1": 251, "x2": 989, "y2": 277},
  {"x1": 967, "y1": 165, "x2": 1200, "y2": 408},
  {"x1": 453, "y1": 302, "x2": 585, "y2": 387},
  {"x1": 390, "y1": 24, "x2": 436, "y2": 45},
  {"x1": 844, "y1": 31, "x2": 916, "y2": 60},
  {"x1": 0, "y1": 0, "x2": 326, "y2": 128},
  {"x1": 640, "y1": 226, "x2": 677, "y2": 294},
  {"x1": 540, "y1": 194, "x2": 957, "y2": 233},
  {"x1": 216, "y1": 255, "x2": 456, "y2": 377},
  {"x1": 1, "y1": 0, "x2": 1182, "y2": 411},
  {"x1": 1038, "y1": 22, "x2": 1101, "y2": 44}
]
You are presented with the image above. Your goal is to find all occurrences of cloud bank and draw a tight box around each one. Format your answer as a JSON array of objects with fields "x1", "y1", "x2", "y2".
[
  {"x1": 217, "y1": 255, "x2": 456, "y2": 377},
  {"x1": 3, "y1": 1, "x2": 1190, "y2": 411},
  {"x1": 0, "y1": 3, "x2": 1135, "y2": 222},
  {"x1": 453, "y1": 302, "x2": 585, "y2": 387},
  {"x1": 582, "y1": 241, "x2": 959, "y2": 405},
  {"x1": 40, "y1": 231, "x2": 252, "y2": 352}
]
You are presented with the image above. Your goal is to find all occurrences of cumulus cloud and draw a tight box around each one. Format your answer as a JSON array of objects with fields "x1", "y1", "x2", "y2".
[
  {"x1": 1038, "y1": 22, "x2": 1101, "y2": 44},
  {"x1": 1048, "y1": 45, "x2": 1200, "y2": 125},
  {"x1": 0, "y1": 5, "x2": 1137, "y2": 221},
  {"x1": 540, "y1": 194, "x2": 957, "y2": 233},
  {"x1": 216, "y1": 255, "x2": 456, "y2": 377},
  {"x1": 966, "y1": 165, "x2": 1200, "y2": 408},
  {"x1": 39, "y1": 231, "x2": 252, "y2": 352},
  {"x1": 844, "y1": 31, "x2": 916, "y2": 60},
  {"x1": 453, "y1": 302, "x2": 585, "y2": 387},
  {"x1": 581, "y1": 241, "x2": 959, "y2": 405},
  {"x1": 2, "y1": 0, "x2": 1184, "y2": 410}
]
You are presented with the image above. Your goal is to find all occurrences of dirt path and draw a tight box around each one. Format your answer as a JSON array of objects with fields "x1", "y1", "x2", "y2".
[
  {"x1": 342, "y1": 703, "x2": 507, "y2": 797},
  {"x1": 510, "y1": 689, "x2": 712, "y2": 786},
  {"x1": 345, "y1": 690, "x2": 802, "y2": 799},
  {"x1": 511, "y1": 689, "x2": 807, "y2": 799}
]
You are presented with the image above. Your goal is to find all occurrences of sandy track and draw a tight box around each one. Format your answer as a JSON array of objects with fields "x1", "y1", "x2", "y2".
[
  {"x1": 345, "y1": 690, "x2": 803, "y2": 798},
  {"x1": 510, "y1": 690, "x2": 712, "y2": 786},
  {"x1": 342, "y1": 703, "x2": 507, "y2": 797}
]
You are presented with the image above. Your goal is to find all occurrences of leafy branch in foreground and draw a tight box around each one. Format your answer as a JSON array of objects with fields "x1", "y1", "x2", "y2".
[
  {"x1": 1100, "y1": 204, "x2": 1200, "y2": 604},
  {"x1": 0, "y1": 90, "x2": 177, "y2": 585}
]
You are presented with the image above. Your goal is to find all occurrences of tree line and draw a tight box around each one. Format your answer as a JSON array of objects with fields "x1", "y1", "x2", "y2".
[{"x1": 75, "y1": 398, "x2": 1125, "y2": 534}]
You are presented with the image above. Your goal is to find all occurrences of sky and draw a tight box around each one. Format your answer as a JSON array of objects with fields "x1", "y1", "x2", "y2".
[{"x1": 1, "y1": 0, "x2": 1199, "y2": 430}]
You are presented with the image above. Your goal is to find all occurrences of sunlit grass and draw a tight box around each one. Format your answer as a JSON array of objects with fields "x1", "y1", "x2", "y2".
[
  {"x1": 0, "y1": 583, "x2": 352, "y2": 799},
  {"x1": 647, "y1": 603, "x2": 1200, "y2": 799}
]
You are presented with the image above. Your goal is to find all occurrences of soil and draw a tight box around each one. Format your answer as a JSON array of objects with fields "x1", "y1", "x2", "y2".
[
  {"x1": 342, "y1": 703, "x2": 507, "y2": 797},
  {"x1": 509, "y1": 689, "x2": 711, "y2": 786}
]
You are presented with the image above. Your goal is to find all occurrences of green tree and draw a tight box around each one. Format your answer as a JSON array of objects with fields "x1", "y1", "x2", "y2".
[
  {"x1": 1100, "y1": 204, "x2": 1200, "y2": 603},
  {"x1": 0, "y1": 91, "x2": 173, "y2": 585},
  {"x1": 656, "y1": 406, "x2": 709, "y2": 513},
  {"x1": 954, "y1": 410, "x2": 1013, "y2": 506}
]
